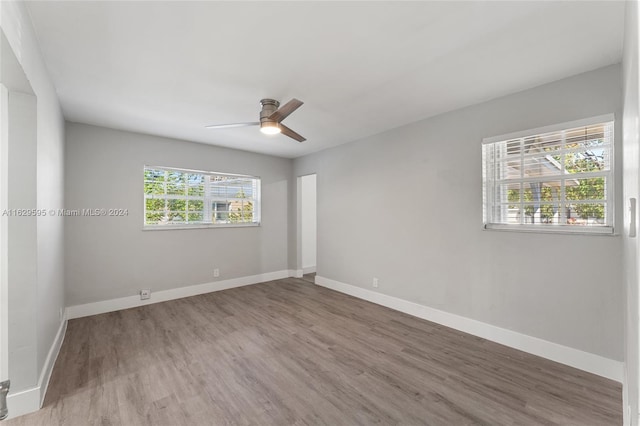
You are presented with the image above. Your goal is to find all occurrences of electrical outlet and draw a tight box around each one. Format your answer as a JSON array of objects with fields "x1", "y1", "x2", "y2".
[
  {"x1": 140, "y1": 289, "x2": 151, "y2": 300},
  {"x1": 372, "y1": 277, "x2": 379, "y2": 288},
  {"x1": 214, "y1": 268, "x2": 220, "y2": 278}
]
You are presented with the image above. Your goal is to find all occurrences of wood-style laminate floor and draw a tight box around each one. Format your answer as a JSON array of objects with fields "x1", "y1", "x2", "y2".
[{"x1": 7, "y1": 278, "x2": 621, "y2": 425}]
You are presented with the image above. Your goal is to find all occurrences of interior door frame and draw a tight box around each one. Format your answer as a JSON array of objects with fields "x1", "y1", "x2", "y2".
[
  {"x1": 0, "y1": 83, "x2": 9, "y2": 383},
  {"x1": 297, "y1": 173, "x2": 317, "y2": 277}
]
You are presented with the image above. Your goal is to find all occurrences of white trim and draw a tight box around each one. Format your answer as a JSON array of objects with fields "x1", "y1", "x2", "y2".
[
  {"x1": 294, "y1": 269, "x2": 304, "y2": 278},
  {"x1": 145, "y1": 165, "x2": 260, "y2": 180},
  {"x1": 5, "y1": 316, "x2": 67, "y2": 419},
  {"x1": 622, "y1": 364, "x2": 628, "y2": 426},
  {"x1": 142, "y1": 223, "x2": 260, "y2": 231},
  {"x1": 5, "y1": 386, "x2": 39, "y2": 420},
  {"x1": 38, "y1": 316, "x2": 67, "y2": 407},
  {"x1": 315, "y1": 275, "x2": 623, "y2": 382},
  {"x1": 66, "y1": 270, "x2": 294, "y2": 319},
  {"x1": 484, "y1": 223, "x2": 616, "y2": 235},
  {"x1": 302, "y1": 266, "x2": 316, "y2": 275},
  {"x1": 482, "y1": 113, "x2": 615, "y2": 144},
  {"x1": 0, "y1": 85, "x2": 8, "y2": 382}
]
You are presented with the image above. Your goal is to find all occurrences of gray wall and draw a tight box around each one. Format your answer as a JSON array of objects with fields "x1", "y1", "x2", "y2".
[
  {"x1": 294, "y1": 64, "x2": 624, "y2": 361},
  {"x1": 65, "y1": 123, "x2": 293, "y2": 306},
  {"x1": 1, "y1": 1, "x2": 66, "y2": 394},
  {"x1": 622, "y1": 1, "x2": 640, "y2": 422}
]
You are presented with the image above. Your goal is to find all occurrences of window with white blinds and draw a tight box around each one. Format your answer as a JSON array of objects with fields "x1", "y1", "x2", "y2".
[
  {"x1": 482, "y1": 115, "x2": 614, "y2": 234},
  {"x1": 144, "y1": 166, "x2": 260, "y2": 228}
]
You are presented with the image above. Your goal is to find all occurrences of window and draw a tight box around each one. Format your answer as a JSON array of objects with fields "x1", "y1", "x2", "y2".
[
  {"x1": 144, "y1": 166, "x2": 260, "y2": 228},
  {"x1": 482, "y1": 114, "x2": 614, "y2": 234}
]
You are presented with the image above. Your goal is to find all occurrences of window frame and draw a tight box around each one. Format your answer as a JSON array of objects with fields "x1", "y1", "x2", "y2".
[
  {"x1": 482, "y1": 114, "x2": 615, "y2": 235},
  {"x1": 143, "y1": 165, "x2": 261, "y2": 230}
]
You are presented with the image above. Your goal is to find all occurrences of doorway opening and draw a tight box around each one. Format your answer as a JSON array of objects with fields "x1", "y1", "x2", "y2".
[{"x1": 299, "y1": 174, "x2": 317, "y2": 283}]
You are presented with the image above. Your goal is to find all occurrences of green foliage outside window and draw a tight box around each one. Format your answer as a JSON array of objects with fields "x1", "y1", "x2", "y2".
[
  {"x1": 229, "y1": 190, "x2": 254, "y2": 223},
  {"x1": 507, "y1": 150, "x2": 605, "y2": 222},
  {"x1": 144, "y1": 168, "x2": 259, "y2": 226}
]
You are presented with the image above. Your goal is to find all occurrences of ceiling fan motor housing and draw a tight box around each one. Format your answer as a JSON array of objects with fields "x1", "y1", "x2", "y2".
[{"x1": 259, "y1": 99, "x2": 280, "y2": 125}]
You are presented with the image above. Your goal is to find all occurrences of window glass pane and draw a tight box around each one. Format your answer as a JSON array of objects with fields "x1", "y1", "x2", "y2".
[
  {"x1": 238, "y1": 180, "x2": 254, "y2": 199},
  {"x1": 145, "y1": 213, "x2": 161, "y2": 225},
  {"x1": 565, "y1": 125, "x2": 607, "y2": 149},
  {"x1": 482, "y1": 119, "x2": 613, "y2": 232},
  {"x1": 491, "y1": 204, "x2": 521, "y2": 225},
  {"x1": 497, "y1": 158, "x2": 522, "y2": 180},
  {"x1": 213, "y1": 211, "x2": 229, "y2": 223},
  {"x1": 524, "y1": 133, "x2": 563, "y2": 154},
  {"x1": 504, "y1": 207, "x2": 521, "y2": 224},
  {"x1": 565, "y1": 177, "x2": 606, "y2": 201},
  {"x1": 188, "y1": 213, "x2": 204, "y2": 222},
  {"x1": 566, "y1": 203, "x2": 606, "y2": 225},
  {"x1": 145, "y1": 198, "x2": 164, "y2": 211},
  {"x1": 522, "y1": 154, "x2": 563, "y2": 179},
  {"x1": 540, "y1": 181, "x2": 561, "y2": 202},
  {"x1": 144, "y1": 167, "x2": 260, "y2": 227},
  {"x1": 493, "y1": 183, "x2": 520, "y2": 204},
  {"x1": 189, "y1": 200, "x2": 204, "y2": 211},
  {"x1": 565, "y1": 151, "x2": 606, "y2": 174},
  {"x1": 167, "y1": 199, "x2": 186, "y2": 212},
  {"x1": 229, "y1": 200, "x2": 253, "y2": 223},
  {"x1": 168, "y1": 212, "x2": 185, "y2": 223},
  {"x1": 144, "y1": 169, "x2": 165, "y2": 195},
  {"x1": 166, "y1": 171, "x2": 186, "y2": 196},
  {"x1": 187, "y1": 174, "x2": 205, "y2": 196},
  {"x1": 505, "y1": 139, "x2": 521, "y2": 156},
  {"x1": 539, "y1": 204, "x2": 561, "y2": 224}
]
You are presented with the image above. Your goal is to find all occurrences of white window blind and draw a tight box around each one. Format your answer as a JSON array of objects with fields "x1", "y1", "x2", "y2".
[
  {"x1": 482, "y1": 115, "x2": 614, "y2": 234},
  {"x1": 144, "y1": 166, "x2": 261, "y2": 228}
]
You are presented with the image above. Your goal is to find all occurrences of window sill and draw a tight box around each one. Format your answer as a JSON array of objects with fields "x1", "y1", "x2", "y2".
[
  {"x1": 483, "y1": 223, "x2": 615, "y2": 236},
  {"x1": 143, "y1": 223, "x2": 260, "y2": 231}
]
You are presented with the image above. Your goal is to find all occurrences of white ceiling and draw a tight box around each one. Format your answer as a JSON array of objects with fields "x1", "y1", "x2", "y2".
[{"x1": 26, "y1": 1, "x2": 625, "y2": 159}]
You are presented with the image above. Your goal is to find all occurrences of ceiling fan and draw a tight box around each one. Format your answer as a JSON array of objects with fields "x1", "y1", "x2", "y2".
[{"x1": 206, "y1": 98, "x2": 306, "y2": 142}]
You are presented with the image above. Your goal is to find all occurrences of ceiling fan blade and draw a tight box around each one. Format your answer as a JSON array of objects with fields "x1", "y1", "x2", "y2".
[
  {"x1": 268, "y1": 99, "x2": 303, "y2": 122},
  {"x1": 280, "y1": 124, "x2": 306, "y2": 142},
  {"x1": 205, "y1": 122, "x2": 259, "y2": 129}
]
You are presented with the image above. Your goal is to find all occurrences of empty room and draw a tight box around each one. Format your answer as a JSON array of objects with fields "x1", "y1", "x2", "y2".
[{"x1": 1, "y1": 1, "x2": 640, "y2": 425}]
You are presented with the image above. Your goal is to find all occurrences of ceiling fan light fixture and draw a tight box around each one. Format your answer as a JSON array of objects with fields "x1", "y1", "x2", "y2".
[
  {"x1": 206, "y1": 98, "x2": 305, "y2": 142},
  {"x1": 260, "y1": 121, "x2": 281, "y2": 135}
]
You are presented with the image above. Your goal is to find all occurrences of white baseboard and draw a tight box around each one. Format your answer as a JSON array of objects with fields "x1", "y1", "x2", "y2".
[
  {"x1": 302, "y1": 266, "x2": 316, "y2": 274},
  {"x1": 315, "y1": 275, "x2": 623, "y2": 382},
  {"x1": 5, "y1": 386, "x2": 39, "y2": 420},
  {"x1": 66, "y1": 269, "x2": 294, "y2": 320},
  {"x1": 6, "y1": 315, "x2": 67, "y2": 419},
  {"x1": 39, "y1": 315, "x2": 67, "y2": 407},
  {"x1": 622, "y1": 366, "x2": 631, "y2": 426},
  {"x1": 294, "y1": 269, "x2": 304, "y2": 278}
]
